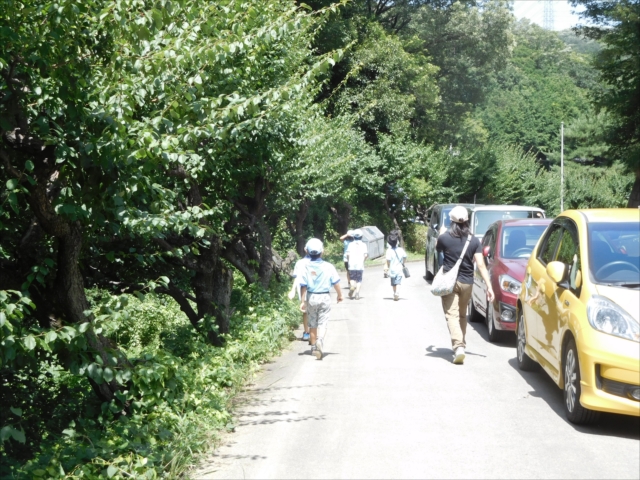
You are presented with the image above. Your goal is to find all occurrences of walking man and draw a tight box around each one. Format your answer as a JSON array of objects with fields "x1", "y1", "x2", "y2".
[
  {"x1": 299, "y1": 238, "x2": 343, "y2": 360},
  {"x1": 436, "y1": 206, "x2": 494, "y2": 364},
  {"x1": 384, "y1": 231, "x2": 406, "y2": 301},
  {"x1": 346, "y1": 229, "x2": 368, "y2": 300},
  {"x1": 288, "y1": 248, "x2": 311, "y2": 342}
]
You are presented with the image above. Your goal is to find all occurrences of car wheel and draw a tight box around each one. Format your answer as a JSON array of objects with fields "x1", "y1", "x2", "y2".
[
  {"x1": 563, "y1": 337, "x2": 600, "y2": 425},
  {"x1": 516, "y1": 310, "x2": 538, "y2": 371},
  {"x1": 425, "y1": 254, "x2": 434, "y2": 281},
  {"x1": 468, "y1": 298, "x2": 483, "y2": 323},
  {"x1": 486, "y1": 303, "x2": 504, "y2": 343}
]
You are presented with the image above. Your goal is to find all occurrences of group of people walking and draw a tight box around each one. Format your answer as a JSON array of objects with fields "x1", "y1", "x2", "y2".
[{"x1": 288, "y1": 205, "x2": 493, "y2": 364}]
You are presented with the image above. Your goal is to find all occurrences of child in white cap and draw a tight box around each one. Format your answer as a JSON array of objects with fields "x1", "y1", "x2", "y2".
[
  {"x1": 345, "y1": 229, "x2": 368, "y2": 300},
  {"x1": 299, "y1": 238, "x2": 343, "y2": 360}
]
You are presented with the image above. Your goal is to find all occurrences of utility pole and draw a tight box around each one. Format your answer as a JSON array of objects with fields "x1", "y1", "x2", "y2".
[
  {"x1": 561, "y1": 122, "x2": 564, "y2": 212},
  {"x1": 543, "y1": 0, "x2": 554, "y2": 30}
]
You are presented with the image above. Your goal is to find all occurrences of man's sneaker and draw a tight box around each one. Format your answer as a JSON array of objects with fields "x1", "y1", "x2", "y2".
[
  {"x1": 393, "y1": 293, "x2": 399, "y2": 301},
  {"x1": 314, "y1": 340, "x2": 323, "y2": 360},
  {"x1": 302, "y1": 332, "x2": 310, "y2": 342},
  {"x1": 453, "y1": 347, "x2": 465, "y2": 365}
]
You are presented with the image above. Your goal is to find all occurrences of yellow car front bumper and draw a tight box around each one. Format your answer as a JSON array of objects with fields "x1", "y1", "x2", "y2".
[{"x1": 577, "y1": 330, "x2": 640, "y2": 417}]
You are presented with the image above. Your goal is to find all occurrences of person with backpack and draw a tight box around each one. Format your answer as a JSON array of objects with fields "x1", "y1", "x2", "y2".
[
  {"x1": 384, "y1": 230, "x2": 407, "y2": 301},
  {"x1": 299, "y1": 238, "x2": 343, "y2": 360},
  {"x1": 288, "y1": 247, "x2": 311, "y2": 342},
  {"x1": 345, "y1": 229, "x2": 368, "y2": 300},
  {"x1": 436, "y1": 206, "x2": 494, "y2": 365}
]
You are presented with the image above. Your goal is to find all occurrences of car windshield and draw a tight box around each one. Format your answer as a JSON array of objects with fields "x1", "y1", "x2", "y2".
[
  {"x1": 501, "y1": 225, "x2": 548, "y2": 259},
  {"x1": 588, "y1": 222, "x2": 640, "y2": 285},
  {"x1": 441, "y1": 207, "x2": 453, "y2": 229},
  {"x1": 474, "y1": 210, "x2": 543, "y2": 237}
]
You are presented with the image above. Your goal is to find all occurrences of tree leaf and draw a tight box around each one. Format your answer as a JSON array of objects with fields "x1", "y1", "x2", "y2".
[
  {"x1": 107, "y1": 465, "x2": 118, "y2": 478},
  {"x1": 23, "y1": 335, "x2": 36, "y2": 350},
  {"x1": 11, "y1": 428, "x2": 26, "y2": 443},
  {"x1": 10, "y1": 407, "x2": 22, "y2": 417}
]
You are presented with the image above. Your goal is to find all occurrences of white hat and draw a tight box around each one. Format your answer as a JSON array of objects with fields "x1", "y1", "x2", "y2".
[
  {"x1": 305, "y1": 238, "x2": 324, "y2": 255},
  {"x1": 347, "y1": 229, "x2": 355, "y2": 236},
  {"x1": 449, "y1": 206, "x2": 469, "y2": 223},
  {"x1": 353, "y1": 229, "x2": 363, "y2": 239}
]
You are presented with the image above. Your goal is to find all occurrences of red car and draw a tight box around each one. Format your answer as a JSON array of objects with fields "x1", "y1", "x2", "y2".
[{"x1": 470, "y1": 218, "x2": 553, "y2": 342}]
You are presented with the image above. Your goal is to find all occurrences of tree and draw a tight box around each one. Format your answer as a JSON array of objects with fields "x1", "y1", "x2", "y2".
[
  {"x1": 573, "y1": 0, "x2": 640, "y2": 206},
  {"x1": 0, "y1": 0, "x2": 337, "y2": 401}
]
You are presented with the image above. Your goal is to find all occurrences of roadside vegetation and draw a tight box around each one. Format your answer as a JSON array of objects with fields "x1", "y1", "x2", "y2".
[{"x1": 1, "y1": 0, "x2": 638, "y2": 477}]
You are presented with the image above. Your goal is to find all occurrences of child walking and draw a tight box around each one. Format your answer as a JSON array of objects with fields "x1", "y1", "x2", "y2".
[
  {"x1": 299, "y1": 238, "x2": 343, "y2": 360},
  {"x1": 384, "y1": 231, "x2": 407, "y2": 301}
]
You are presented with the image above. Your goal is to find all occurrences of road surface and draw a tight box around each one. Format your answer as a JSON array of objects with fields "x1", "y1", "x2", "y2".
[{"x1": 193, "y1": 261, "x2": 640, "y2": 479}]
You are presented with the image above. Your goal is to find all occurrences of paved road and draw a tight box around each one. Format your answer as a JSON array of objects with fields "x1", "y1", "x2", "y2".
[{"x1": 194, "y1": 261, "x2": 640, "y2": 479}]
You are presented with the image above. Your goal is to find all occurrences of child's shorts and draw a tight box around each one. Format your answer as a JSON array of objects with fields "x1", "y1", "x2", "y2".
[
  {"x1": 390, "y1": 274, "x2": 402, "y2": 286},
  {"x1": 349, "y1": 270, "x2": 363, "y2": 282}
]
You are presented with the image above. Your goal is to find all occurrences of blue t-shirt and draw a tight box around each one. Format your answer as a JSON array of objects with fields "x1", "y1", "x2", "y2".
[
  {"x1": 343, "y1": 239, "x2": 352, "y2": 261},
  {"x1": 300, "y1": 259, "x2": 340, "y2": 293}
]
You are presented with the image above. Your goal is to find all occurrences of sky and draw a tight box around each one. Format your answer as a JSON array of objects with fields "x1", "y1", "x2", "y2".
[{"x1": 512, "y1": 1, "x2": 587, "y2": 31}]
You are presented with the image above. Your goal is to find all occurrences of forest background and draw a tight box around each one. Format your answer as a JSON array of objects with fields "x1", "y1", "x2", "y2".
[{"x1": 1, "y1": 0, "x2": 639, "y2": 477}]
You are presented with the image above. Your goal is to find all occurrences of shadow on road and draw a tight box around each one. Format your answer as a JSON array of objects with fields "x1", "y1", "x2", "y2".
[
  {"x1": 297, "y1": 350, "x2": 339, "y2": 358},
  {"x1": 467, "y1": 318, "x2": 517, "y2": 348},
  {"x1": 507, "y1": 357, "x2": 640, "y2": 439},
  {"x1": 424, "y1": 345, "x2": 487, "y2": 362}
]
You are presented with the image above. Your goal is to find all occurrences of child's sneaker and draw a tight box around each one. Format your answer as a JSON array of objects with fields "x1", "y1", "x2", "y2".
[
  {"x1": 393, "y1": 293, "x2": 399, "y2": 301},
  {"x1": 314, "y1": 340, "x2": 323, "y2": 360},
  {"x1": 302, "y1": 332, "x2": 310, "y2": 342}
]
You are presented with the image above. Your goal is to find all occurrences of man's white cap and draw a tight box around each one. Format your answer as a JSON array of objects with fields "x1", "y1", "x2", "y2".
[
  {"x1": 347, "y1": 229, "x2": 355, "y2": 236},
  {"x1": 353, "y1": 229, "x2": 363, "y2": 239},
  {"x1": 449, "y1": 206, "x2": 469, "y2": 223},
  {"x1": 305, "y1": 238, "x2": 324, "y2": 255}
]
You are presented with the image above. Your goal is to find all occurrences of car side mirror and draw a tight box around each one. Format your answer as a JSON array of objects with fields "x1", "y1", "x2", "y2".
[
  {"x1": 547, "y1": 261, "x2": 570, "y2": 289},
  {"x1": 483, "y1": 246, "x2": 491, "y2": 258}
]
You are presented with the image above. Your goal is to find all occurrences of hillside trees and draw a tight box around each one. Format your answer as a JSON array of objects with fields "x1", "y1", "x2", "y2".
[{"x1": 573, "y1": 0, "x2": 640, "y2": 206}]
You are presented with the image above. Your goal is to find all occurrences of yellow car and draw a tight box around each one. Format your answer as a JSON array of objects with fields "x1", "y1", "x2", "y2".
[{"x1": 517, "y1": 209, "x2": 640, "y2": 424}]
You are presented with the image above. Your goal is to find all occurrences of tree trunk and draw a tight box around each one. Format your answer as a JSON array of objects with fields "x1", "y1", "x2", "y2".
[
  {"x1": 330, "y1": 201, "x2": 352, "y2": 236},
  {"x1": 295, "y1": 200, "x2": 309, "y2": 256},
  {"x1": 257, "y1": 217, "x2": 274, "y2": 289},
  {"x1": 383, "y1": 185, "x2": 404, "y2": 247},
  {"x1": 627, "y1": 169, "x2": 640, "y2": 208},
  {"x1": 2, "y1": 133, "x2": 127, "y2": 403}
]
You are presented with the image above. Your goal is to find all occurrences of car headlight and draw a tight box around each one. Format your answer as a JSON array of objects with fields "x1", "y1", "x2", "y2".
[
  {"x1": 499, "y1": 274, "x2": 521, "y2": 295},
  {"x1": 587, "y1": 296, "x2": 640, "y2": 342}
]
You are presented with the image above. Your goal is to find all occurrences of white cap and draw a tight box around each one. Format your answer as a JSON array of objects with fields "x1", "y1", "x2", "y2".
[
  {"x1": 305, "y1": 238, "x2": 324, "y2": 255},
  {"x1": 449, "y1": 206, "x2": 469, "y2": 223},
  {"x1": 352, "y1": 229, "x2": 363, "y2": 239},
  {"x1": 347, "y1": 229, "x2": 355, "y2": 236}
]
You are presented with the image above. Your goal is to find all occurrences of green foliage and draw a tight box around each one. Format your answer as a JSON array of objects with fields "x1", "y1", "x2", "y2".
[
  {"x1": 574, "y1": 0, "x2": 640, "y2": 180},
  {"x1": 1, "y1": 281, "x2": 299, "y2": 478}
]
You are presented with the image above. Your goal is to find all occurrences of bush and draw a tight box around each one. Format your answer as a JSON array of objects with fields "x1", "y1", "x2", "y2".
[{"x1": 1, "y1": 279, "x2": 299, "y2": 479}]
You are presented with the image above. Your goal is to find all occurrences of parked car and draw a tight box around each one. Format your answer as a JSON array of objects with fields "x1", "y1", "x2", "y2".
[
  {"x1": 424, "y1": 203, "x2": 476, "y2": 280},
  {"x1": 424, "y1": 203, "x2": 545, "y2": 280},
  {"x1": 469, "y1": 205, "x2": 545, "y2": 241},
  {"x1": 517, "y1": 209, "x2": 640, "y2": 424},
  {"x1": 470, "y1": 218, "x2": 552, "y2": 342}
]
